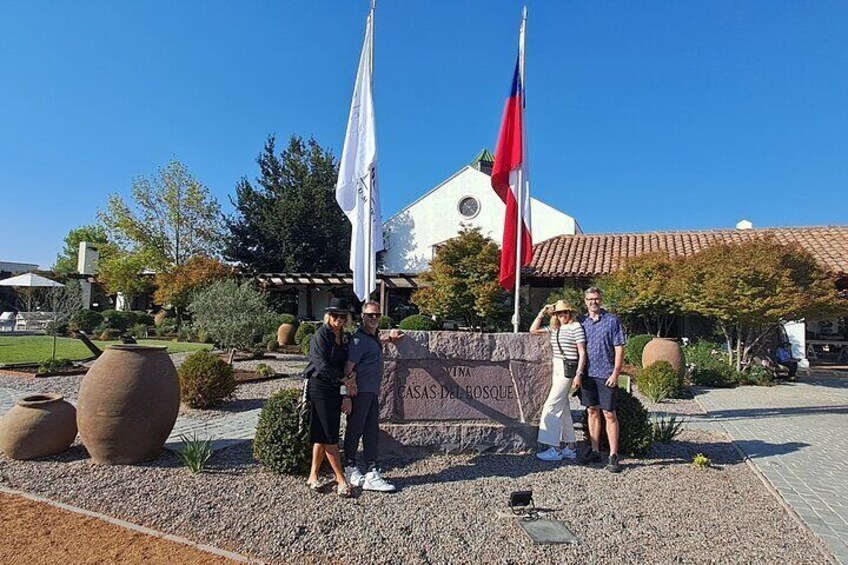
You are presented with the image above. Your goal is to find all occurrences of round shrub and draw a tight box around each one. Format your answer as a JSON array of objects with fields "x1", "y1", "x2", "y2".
[
  {"x1": 581, "y1": 388, "x2": 653, "y2": 458},
  {"x1": 37, "y1": 358, "x2": 74, "y2": 374},
  {"x1": 637, "y1": 361, "x2": 682, "y2": 403},
  {"x1": 295, "y1": 322, "x2": 318, "y2": 355},
  {"x1": 255, "y1": 363, "x2": 275, "y2": 378},
  {"x1": 70, "y1": 310, "x2": 104, "y2": 333},
  {"x1": 266, "y1": 335, "x2": 280, "y2": 352},
  {"x1": 277, "y1": 313, "x2": 298, "y2": 328},
  {"x1": 98, "y1": 328, "x2": 122, "y2": 340},
  {"x1": 130, "y1": 323, "x2": 149, "y2": 338},
  {"x1": 254, "y1": 388, "x2": 311, "y2": 474},
  {"x1": 101, "y1": 310, "x2": 153, "y2": 332},
  {"x1": 178, "y1": 350, "x2": 236, "y2": 409},
  {"x1": 378, "y1": 315, "x2": 394, "y2": 329},
  {"x1": 399, "y1": 314, "x2": 436, "y2": 331},
  {"x1": 625, "y1": 334, "x2": 654, "y2": 367}
]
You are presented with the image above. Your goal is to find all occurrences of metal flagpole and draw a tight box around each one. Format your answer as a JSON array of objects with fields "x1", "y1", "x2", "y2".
[
  {"x1": 512, "y1": 7, "x2": 527, "y2": 333},
  {"x1": 364, "y1": 0, "x2": 375, "y2": 304}
]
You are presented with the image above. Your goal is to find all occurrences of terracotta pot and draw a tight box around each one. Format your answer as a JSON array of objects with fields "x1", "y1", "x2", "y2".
[
  {"x1": 277, "y1": 323, "x2": 295, "y2": 346},
  {"x1": 0, "y1": 393, "x2": 77, "y2": 460},
  {"x1": 77, "y1": 345, "x2": 179, "y2": 464},
  {"x1": 642, "y1": 337, "x2": 685, "y2": 379}
]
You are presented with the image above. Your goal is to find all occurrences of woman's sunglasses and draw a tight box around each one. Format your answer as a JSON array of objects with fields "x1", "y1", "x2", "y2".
[{"x1": 329, "y1": 312, "x2": 347, "y2": 320}]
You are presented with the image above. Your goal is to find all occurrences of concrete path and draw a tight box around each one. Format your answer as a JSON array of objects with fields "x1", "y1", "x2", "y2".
[
  {"x1": 694, "y1": 370, "x2": 848, "y2": 564},
  {"x1": 0, "y1": 386, "x2": 259, "y2": 453}
]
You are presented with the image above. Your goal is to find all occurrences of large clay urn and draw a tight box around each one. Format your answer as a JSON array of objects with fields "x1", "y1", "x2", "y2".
[
  {"x1": 77, "y1": 345, "x2": 179, "y2": 464},
  {"x1": 0, "y1": 394, "x2": 77, "y2": 460},
  {"x1": 642, "y1": 337, "x2": 686, "y2": 379},
  {"x1": 277, "y1": 323, "x2": 295, "y2": 346}
]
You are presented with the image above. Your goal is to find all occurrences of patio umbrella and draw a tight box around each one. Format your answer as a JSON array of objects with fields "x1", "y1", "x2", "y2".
[
  {"x1": 0, "y1": 273, "x2": 65, "y2": 312},
  {"x1": 0, "y1": 273, "x2": 67, "y2": 359}
]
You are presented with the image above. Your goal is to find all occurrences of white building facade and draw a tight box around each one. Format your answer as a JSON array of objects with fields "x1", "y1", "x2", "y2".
[{"x1": 382, "y1": 151, "x2": 580, "y2": 273}]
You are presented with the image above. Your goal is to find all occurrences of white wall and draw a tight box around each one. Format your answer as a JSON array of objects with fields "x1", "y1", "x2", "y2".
[{"x1": 382, "y1": 167, "x2": 579, "y2": 273}]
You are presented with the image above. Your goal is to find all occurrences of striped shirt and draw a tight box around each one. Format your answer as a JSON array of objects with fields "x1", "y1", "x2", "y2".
[{"x1": 544, "y1": 322, "x2": 585, "y2": 360}]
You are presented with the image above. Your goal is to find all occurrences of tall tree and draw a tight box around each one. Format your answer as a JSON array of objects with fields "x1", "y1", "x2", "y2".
[
  {"x1": 52, "y1": 224, "x2": 119, "y2": 274},
  {"x1": 680, "y1": 238, "x2": 848, "y2": 370},
  {"x1": 224, "y1": 135, "x2": 351, "y2": 273},
  {"x1": 153, "y1": 256, "x2": 233, "y2": 318},
  {"x1": 412, "y1": 227, "x2": 507, "y2": 330},
  {"x1": 97, "y1": 252, "x2": 154, "y2": 306},
  {"x1": 99, "y1": 159, "x2": 224, "y2": 271}
]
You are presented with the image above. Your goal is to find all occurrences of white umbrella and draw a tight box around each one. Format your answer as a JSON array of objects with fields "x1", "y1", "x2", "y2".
[{"x1": 0, "y1": 273, "x2": 65, "y2": 288}]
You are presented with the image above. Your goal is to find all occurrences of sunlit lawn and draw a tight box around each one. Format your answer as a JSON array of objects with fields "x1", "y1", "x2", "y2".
[{"x1": 0, "y1": 336, "x2": 211, "y2": 366}]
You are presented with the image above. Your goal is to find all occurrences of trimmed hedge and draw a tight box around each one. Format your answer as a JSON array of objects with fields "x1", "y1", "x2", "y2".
[
  {"x1": 582, "y1": 388, "x2": 653, "y2": 458},
  {"x1": 378, "y1": 315, "x2": 394, "y2": 329},
  {"x1": 625, "y1": 334, "x2": 654, "y2": 367},
  {"x1": 100, "y1": 310, "x2": 154, "y2": 332},
  {"x1": 254, "y1": 388, "x2": 311, "y2": 474},
  {"x1": 399, "y1": 314, "x2": 436, "y2": 331},
  {"x1": 637, "y1": 360, "x2": 681, "y2": 403},
  {"x1": 178, "y1": 350, "x2": 236, "y2": 409},
  {"x1": 70, "y1": 310, "x2": 104, "y2": 333}
]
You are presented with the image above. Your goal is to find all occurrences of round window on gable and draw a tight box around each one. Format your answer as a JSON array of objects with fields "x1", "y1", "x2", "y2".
[{"x1": 458, "y1": 196, "x2": 480, "y2": 218}]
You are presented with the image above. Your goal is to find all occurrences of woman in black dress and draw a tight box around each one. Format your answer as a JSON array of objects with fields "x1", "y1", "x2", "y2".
[{"x1": 305, "y1": 298, "x2": 354, "y2": 496}]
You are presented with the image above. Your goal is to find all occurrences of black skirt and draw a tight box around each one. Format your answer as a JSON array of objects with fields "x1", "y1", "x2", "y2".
[{"x1": 308, "y1": 377, "x2": 342, "y2": 444}]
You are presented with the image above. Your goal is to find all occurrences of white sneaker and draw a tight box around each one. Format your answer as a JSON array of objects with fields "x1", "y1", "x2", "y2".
[
  {"x1": 536, "y1": 447, "x2": 565, "y2": 461},
  {"x1": 560, "y1": 446, "x2": 577, "y2": 460},
  {"x1": 362, "y1": 468, "x2": 396, "y2": 492},
  {"x1": 345, "y1": 465, "x2": 364, "y2": 488}
]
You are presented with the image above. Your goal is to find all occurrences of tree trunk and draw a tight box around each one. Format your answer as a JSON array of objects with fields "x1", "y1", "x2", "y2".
[
  {"x1": 735, "y1": 325, "x2": 743, "y2": 373},
  {"x1": 227, "y1": 348, "x2": 236, "y2": 365}
]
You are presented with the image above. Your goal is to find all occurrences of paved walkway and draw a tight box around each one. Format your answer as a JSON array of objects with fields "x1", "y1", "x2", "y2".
[
  {"x1": 694, "y1": 370, "x2": 848, "y2": 564},
  {"x1": 0, "y1": 387, "x2": 259, "y2": 452}
]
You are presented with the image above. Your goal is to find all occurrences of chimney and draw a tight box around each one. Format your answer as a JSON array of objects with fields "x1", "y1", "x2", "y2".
[
  {"x1": 736, "y1": 220, "x2": 753, "y2": 230},
  {"x1": 78, "y1": 242, "x2": 100, "y2": 274}
]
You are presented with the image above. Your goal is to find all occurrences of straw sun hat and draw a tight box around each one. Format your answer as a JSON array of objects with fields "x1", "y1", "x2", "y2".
[{"x1": 552, "y1": 299, "x2": 576, "y2": 313}]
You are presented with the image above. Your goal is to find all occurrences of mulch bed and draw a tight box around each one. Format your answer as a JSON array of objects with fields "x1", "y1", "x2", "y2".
[
  {"x1": 0, "y1": 492, "x2": 238, "y2": 564},
  {"x1": 0, "y1": 365, "x2": 89, "y2": 378}
]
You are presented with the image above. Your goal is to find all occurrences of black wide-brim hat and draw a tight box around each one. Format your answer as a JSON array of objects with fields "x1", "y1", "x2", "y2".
[{"x1": 324, "y1": 297, "x2": 354, "y2": 314}]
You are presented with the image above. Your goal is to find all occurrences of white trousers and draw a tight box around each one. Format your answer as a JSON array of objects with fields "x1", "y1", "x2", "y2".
[{"x1": 537, "y1": 358, "x2": 577, "y2": 446}]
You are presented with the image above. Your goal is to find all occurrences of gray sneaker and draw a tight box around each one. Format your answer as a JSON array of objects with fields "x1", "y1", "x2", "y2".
[{"x1": 606, "y1": 454, "x2": 622, "y2": 473}]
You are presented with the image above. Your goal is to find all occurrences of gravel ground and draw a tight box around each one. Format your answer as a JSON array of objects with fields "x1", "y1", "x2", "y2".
[
  {"x1": 631, "y1": 386, "x2": 707, "y2": 418},
  {"x1": 0, "y1": 430, "x2": 833, "y2": 565}
]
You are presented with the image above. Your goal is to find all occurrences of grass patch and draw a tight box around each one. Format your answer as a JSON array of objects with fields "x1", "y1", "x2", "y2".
[{"x1": 0, "y1": 336, "x2": 211, "y2": 366}]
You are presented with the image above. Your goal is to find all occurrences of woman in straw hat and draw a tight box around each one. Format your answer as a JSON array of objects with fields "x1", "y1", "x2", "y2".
[
  {"x1": 304, "y1": 297, "x2": 355, "y2": 496},
  {"x1": 529, "y1": 299, "x2": 587, "y2": 461}
]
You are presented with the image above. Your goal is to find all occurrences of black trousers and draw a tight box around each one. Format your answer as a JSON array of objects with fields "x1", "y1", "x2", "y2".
[{"x1": 344, "y1": 392, "x2": 379, "y2": 468}]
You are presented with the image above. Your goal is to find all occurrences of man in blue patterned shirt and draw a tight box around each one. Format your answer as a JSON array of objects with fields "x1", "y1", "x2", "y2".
[{"x1": 575, "y1": 286, "x2": 626, "y2": 472}]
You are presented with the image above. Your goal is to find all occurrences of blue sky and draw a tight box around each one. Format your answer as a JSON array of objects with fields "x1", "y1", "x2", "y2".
[{"x1": 1, "y1": 1, "x2": 846, "y2": 268}]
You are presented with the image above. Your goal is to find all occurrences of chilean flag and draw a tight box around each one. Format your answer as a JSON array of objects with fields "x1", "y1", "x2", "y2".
[{"x1": 491, "y1": 59, "x2": 532, "y2": 290}]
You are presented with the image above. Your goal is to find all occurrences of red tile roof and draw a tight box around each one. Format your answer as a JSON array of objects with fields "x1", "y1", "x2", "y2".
[{"x1": 529, "y1": 226, "x2": 848, "y2": 278}]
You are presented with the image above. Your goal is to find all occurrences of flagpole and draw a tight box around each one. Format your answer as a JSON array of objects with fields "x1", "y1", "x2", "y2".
[
  {"x1": 512, "y1": 7, "x2": 527, "y2": 333},
  {"x1": 364, "y1": 0, "x2": 375, "y2": 304}
]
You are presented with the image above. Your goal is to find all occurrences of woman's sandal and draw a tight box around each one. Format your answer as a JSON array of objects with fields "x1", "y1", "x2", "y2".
[
  {"x1": 306, "y1": 479, "x2": 326, "y2": 493},
  {"x1": 336, "y1": 482, "x2": 352, "y2": 498}
]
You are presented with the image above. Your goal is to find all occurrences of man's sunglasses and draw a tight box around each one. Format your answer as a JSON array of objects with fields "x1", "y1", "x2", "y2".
[{"x1": 362, "y1": 313, "x2": 381, "y2": 319}]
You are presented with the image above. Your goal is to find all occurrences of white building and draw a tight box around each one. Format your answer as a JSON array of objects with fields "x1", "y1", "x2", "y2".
[{"x1": 381, "y1": 150, "x2": 581, "y2": 273}]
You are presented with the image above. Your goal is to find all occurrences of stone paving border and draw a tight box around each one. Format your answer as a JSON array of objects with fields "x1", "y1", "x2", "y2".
[{"x1": 0, "y1": 485, "x2": 263, "y2": 564}]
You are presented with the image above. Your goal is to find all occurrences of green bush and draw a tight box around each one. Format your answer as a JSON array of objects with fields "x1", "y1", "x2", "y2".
[
  {"x1": 277, "y1": 313, "x2": 298, "y2": 328},
  {"x1": 178, "y1": 350, "x2": 236, "y2": 409},
  {"x1": 399, "y1": 314, "x2": 436, "y2": 331},
  {"x1": 378, "y1": 315, "x2": 394, "y2": 329},
  {"x1": 99, "y1": 328, "x2": 122, "y2": 340},
  {"x1": 638, "y1": 361, "x2": 682, "y2": 403},
  {"x1": 155, "y1": 320, "x2": 179, "y2": 337},
  {"x1": 100, "y1": 310, "x2": 154, "y2": 332},
  {"x1": 733, "y1": 364, "x2": 776, "y2": 387},
  {"x1": 265, "y1": 334, "x2": 280, "y2": 352},
  {"x1": 652, "y1": 415, "x2": 685, "y2": 443},
  {"x1": 70, "y1": 310, "x2": 104, "y2": 333},
  {"x1": 189, "y1": 280, "x2": 277, "y2": 351},
  {"x1": 37, "y1": 358, "x2": 74, "y2": 374},
  {"x1": 178, "y1": 324, "x2": 198, "y2": 342},
  {"x1": 254, "y1": 388, "x2": 311, "y2": 474},
  {"x1": 256, "y1": 363, "x2": 276, "y2": 378},
  {"x1": 44, "y1": 321, "x2": 69, "y2": 336},
  {"x1": 625, "y1": 334, "x2": 654, "y2": 367},
  {"x1": 683, "y1": 341, "x2": 735, "y2": 387},
  {"x1": 581, "y1": 388, "x2": 653, "y2": 458},
  {"x1": 130, "y1": 323, "x2": 149, "y2": 338},
  {"x1": 295, "y1": 322, "x2": 318, "y2": 355}
]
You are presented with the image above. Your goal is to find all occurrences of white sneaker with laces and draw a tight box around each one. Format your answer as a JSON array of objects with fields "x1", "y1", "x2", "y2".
[
  {"x1": 560, "y1": 446, "x2": 578, "y2": 460},
  {"x1": 345, "y1": 465, "x2": 364, "y2": 488},
  {"x1": 362, "y1": 468, "x2": 396, "y2": 492},
  {"x1": 536, "y1": 447, "x2": 565, "y2": 461}
]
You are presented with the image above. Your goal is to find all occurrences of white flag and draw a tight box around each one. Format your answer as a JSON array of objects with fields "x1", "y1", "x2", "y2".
[{"x1": 336, "y1": 8, "x2": 383, "y2": 302}]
